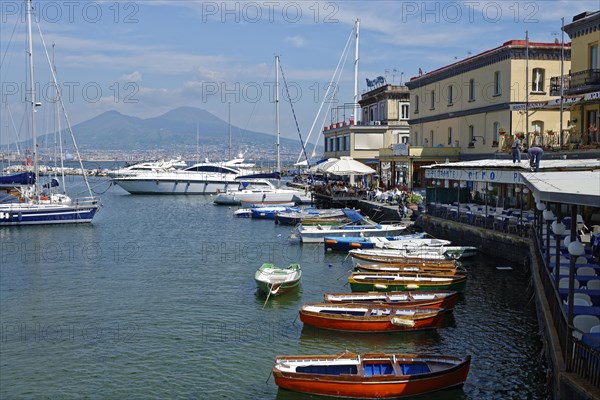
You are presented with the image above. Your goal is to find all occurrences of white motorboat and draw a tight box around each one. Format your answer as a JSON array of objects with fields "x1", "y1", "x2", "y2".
[
  {"x1": 106, "y1": 157, "x2": 186, "y2": 178},
  {"x1": 293, "y1": 209, "x2": 407, "y2": 244},
  {"x1": 111, "y1": 158, "x2": 254, "y2": 194},
  {"x1": 213, "y1": 179, "x2": 311, "y2": 205}
]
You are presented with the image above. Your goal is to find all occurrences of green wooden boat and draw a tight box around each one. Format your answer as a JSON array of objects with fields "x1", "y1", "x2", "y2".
[
  {"x1": 348, "y1": 271, "x2": 467, "y2": 293},
  {"x1": 255, "y1": 263, "x2": 302, "y2": 296}
]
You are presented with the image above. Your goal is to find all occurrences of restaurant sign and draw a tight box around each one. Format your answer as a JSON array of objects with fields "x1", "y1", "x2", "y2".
[{"x1": 425, "y1": 168, "x2": 523, "y2": 184}]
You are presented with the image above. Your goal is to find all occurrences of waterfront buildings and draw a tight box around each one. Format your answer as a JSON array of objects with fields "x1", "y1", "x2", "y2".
[{"x1": 551, "y1": 11, "x2": 600, "y2": 144}]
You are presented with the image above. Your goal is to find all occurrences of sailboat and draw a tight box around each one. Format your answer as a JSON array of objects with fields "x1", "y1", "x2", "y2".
[
  {"x1": 212, "y1": 56, "x2": 311, "y2": 206},
  {"x1": 0, "y1": 0, "x2": 99, "y2": 226}
]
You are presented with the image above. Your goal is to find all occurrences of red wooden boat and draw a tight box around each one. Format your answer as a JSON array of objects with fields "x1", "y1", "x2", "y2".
[
  {"x1": 323, "y1": 290, "x2": 459, "y2": 310},
  {"x1": 299, "y1": 303, "x2": 444, "y2": 332},
  {"x1": 273, "y1": 352, "x2": 471, "y2": 398}
]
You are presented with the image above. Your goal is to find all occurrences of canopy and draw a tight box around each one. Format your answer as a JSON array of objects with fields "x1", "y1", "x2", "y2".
[{"x1": 319, "y1": 157, "x2": 376, "y2": 175}]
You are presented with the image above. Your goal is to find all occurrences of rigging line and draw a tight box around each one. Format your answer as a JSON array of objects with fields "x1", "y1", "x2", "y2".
[
  {"x1": 243, "y1": 58, "x2": 275, "y2": 132},
  {"x1": 0, "y1": 11, "x2": 21, "y2": 72},
  {"x1": 35, "y1": 20, "x2": 94, "y2": 198},
  {"x1": 298, "y1": 25, "x2": 355, "y2": 164},
  {"x1": 6, "y1": 105, "x2": 23, "y2": 155},
  {"x1": 278, "y1": 60, "x2": 310, "y2": 168},
  {"x1": 310, "y1": 39, "x2": 353, "y2": 160}
]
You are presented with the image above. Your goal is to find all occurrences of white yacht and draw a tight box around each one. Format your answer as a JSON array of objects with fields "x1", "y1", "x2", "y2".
[
  {"x1": 213, "y1": 179, "x2": 311, "y2": 205},
  {"x1": 106, "y1": 157, "x2": 187, "y2": 178},
  {"x1": 111, "y1": 158, "x2": 255, "y2": 195}
]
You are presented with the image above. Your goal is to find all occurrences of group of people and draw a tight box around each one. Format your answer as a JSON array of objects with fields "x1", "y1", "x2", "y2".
[{"x1": 510, "y1": 134, "x2": 543, "y2": 172}]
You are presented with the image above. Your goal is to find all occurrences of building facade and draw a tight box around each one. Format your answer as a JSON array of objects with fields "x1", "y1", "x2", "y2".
[
  {"x1": 551, "y1": 11, "x2": 600, "y2": 146},
  {"x1": 322, "y1": 84, "x2": 410, "y2": 164},
  {"x1": 406, "y1": 40, "x2": 571, "y2": 154}
]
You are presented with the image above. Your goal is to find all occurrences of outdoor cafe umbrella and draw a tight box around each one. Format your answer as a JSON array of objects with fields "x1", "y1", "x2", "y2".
[{"x1": 319, "y1": 156, "x2": 376, "y2": 175}]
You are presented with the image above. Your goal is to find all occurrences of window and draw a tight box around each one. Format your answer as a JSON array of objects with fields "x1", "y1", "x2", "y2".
[
  {"x1": 591, "y1": 44, "x2": 599, "y2": 69},
  {"x1": 468, "y1": 79, "x2": 475, "y2": 101},
  {"x1": 414, "y1": 95, "x2": 419, "y2": 114},
  {"x1": 447, "y1": 127, "x2": 452, "y2": 145},
  {"x1": 369, "y1": 106, "x2": 377, "y2": 121},
  {"x1": 324, "y1": 137, "x2": 328, "y2": 152},
  {"x1": 494, "y1": 71, "x2": 501, "y2": 95},
  {"x1": 430, "y1": 90, "x2": 435, "y2": 109},
  {"x1": 344, "y1": 135, "x2": 350, "y2": 151},
  {"x1": 532, "y1": 120, "x2": 544, "y2": 135},
  {"x1": 469, "y1": 125, "x2": 474, "y2": 142},
  {"x1": 532, "y1": 68, "x2": 545, "y2": 93},
  {"x1": 379, "y1": 102, "x2": 386, "y2": 121},
  {"x1": 493, "y1": 121, "x2": 500, "y2": 142},
  {"x1": 399, "y1": 103, "x2": 409, "y2": 120},
  {"x1": 362, "y1": 108, "x2": 369, "y2": 122},
  {"x1": 447, "y1": 85, "x2": 454, "y2": 105},
  {"x1": 336, "y1": 137, "x2": 341, "y2": 151},
  {"x1": 414, "y1": 131, "x2": 419, "y2": 146}
]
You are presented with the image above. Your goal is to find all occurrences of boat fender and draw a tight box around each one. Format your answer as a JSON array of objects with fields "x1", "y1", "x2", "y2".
[
  {"x1": 374, "y1": 284, "x2": 388, "y2": 289},
  {"x1": 391, "y1": 317, "x2": 415, "y2": 327},
  {"x1": 406, "y1": 284, "x2": 419, "y2": 289}
]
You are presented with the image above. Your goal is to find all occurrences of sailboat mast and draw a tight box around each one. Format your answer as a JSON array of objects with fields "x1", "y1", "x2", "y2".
[
  {"x1": 26, "y1": 0, "x2": 40, "y2": 199},
  {"x1": 275, "y1": 55, "x2": 281, "y2": 174},
  {"x1": 525, "y1": 31, "x2": 529, "y2": 147},
  {"x1": 353, "y1": 19, "x2": 360, "y2": 124},
  {"x1": 228, "y1": 102, "x2": 231, "y2": 160}
]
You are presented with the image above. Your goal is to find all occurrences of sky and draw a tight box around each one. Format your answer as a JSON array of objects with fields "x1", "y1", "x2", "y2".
[{"x1": 1, "y1": 0, "x2": 598, "y2": 149}]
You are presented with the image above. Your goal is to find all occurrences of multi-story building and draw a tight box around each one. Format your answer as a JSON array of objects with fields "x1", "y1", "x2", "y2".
[
  {"x1": 386, "y1": 39, "x2": 571, "y2": 189},
  {"x1": 551, "y1": 11, "x2": 599, "y2": 144},
  {"x1": 322, "y1": 84, "x2": 410, "y2": 166}
]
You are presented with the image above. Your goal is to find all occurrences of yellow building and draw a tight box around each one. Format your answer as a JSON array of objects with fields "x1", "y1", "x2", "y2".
[
  {"x1": 392, "y1": 40, "x2": 571, "y2": 189},
  {"x1": 551, "y1": 11, "x2": 599, "y2": 145}
]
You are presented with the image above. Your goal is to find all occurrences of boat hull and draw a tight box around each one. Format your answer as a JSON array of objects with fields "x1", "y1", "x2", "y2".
[
  {"x1": 323, "y1": 291, "x2": 459, "y2": 310},
  {"x1": 299, "y1": 226, "x2": 407, "y2": 244},
  {"x1": 273, "y1": 353, "x2": 471, "y2": 399},
  {"x1": 113, "y1": 176, "x2": 238, "y2": 194},
  {"x1": 0, "y1": 203, "x2": 99, "y2": 226},
  {"x1": 254, "y1": 264, "x2": 302, "y2": 296},
  {"x1": 299, "y1": 304, "x2": 444, "y2": 332},
  {"x1": 348, "y1": 273, "x2": 468, "y2": 293}
]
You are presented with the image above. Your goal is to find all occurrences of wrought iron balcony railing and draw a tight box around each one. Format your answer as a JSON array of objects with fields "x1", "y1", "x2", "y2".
[{"x1": 550, "y1": 69, "x2": 600, "y2": 95}]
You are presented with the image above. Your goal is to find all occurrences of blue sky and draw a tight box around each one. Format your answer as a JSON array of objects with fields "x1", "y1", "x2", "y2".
[{"x1": 1, "y1": 0, "x2": 598, "y2": 149}]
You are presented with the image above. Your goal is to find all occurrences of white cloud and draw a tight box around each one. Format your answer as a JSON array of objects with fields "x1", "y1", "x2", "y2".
[
  {"x1": 118, "y1": 71, "x2": 142, "y2": 82},
  {"x1": 285, "y1": 35, "x2": 305, "y2": 48}
]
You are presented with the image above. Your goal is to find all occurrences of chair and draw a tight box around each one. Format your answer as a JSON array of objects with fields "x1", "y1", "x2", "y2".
[
  {"x1": 573, "y1": 297, "x2": 593, "y2": 306},
  {"x1": 576, "y1": 267, "x2": 597, "y2": 276},
  {"x1": 565, "y1": 293, "x2": 594, "y2": 305},
  {"x1": 575, "y1": 256, "x2": 588, "y2": 264},
  {"x1": 591, "y1": 325, "x2": 600, "y2": 333},
  {"x1": 587, "y1": 280, "x2": 600, "y2": 290},
  {"x1": 554, "y1": 266, "x2": 571, "y2": 276},
  {"x1": 573, "y1": 315, "x2": 600, "y2": 339},
  {"x1": 559, "y1": 277, "x2": 580, "y2": 289}
]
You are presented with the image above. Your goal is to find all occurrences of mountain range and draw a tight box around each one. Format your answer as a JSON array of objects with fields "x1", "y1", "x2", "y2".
[{"x1": 67, "y1": 106, "x2": 308, "y2": 152}]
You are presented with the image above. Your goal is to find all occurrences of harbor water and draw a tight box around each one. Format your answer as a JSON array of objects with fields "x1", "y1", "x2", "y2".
[{"x1": 0, "y1": 175, "x2": 547, "y2": 399}]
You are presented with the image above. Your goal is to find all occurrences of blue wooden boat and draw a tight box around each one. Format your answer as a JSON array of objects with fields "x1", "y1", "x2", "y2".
[{"x1": 324, "y1": 233, "x2": 427, "y2": 251}]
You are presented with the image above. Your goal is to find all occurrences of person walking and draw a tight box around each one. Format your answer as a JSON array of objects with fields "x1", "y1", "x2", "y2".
[
  {"x1": 528, "y1": 146, "x2": 544, "y2": 172},
  {"x1": 511, "y1": 134, "x2": 522, "y2": 163},
  {"x1": 589, "y1": 122, "x2": 598, "y2": 144}
]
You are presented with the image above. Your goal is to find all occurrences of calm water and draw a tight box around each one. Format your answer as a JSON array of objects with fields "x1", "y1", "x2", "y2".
[{"x1": 0, "y1": 175, "x2": 547, "y2": 399}]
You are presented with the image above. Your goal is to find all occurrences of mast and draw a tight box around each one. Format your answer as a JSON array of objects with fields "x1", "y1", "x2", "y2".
[
  {"x1": 52, "y1": 43, "x2": 66, "y2": 192},
  {"x1": 26, "y1": 0, "x2": 40, "y2": 199},
  {"x1": 228, "y1": 102, "x2": 231, "y2": 160},
  {"x1": 353, "y1": 19, "x2": 360, "y2": 124},
  {"x1": 525, "y1": 31, "x2": 530, "y2": 147},
  {"x1": 275, "y1": 55, "x2": 281, "y2": 174},
  {"x1": 196, "y1": 123, "x2": 200, "y2": 164},
  {"x1": 559, "y1": 17, "x2": 565, "y2": 148}
]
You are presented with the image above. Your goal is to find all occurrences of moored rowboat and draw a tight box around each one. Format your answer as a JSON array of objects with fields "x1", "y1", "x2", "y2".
[
  {"x1": 299, "y1": 303, "x2": 445, "y2": 332},
  {"x1": 272, "y1": 352, "x2": 471, "y2": 399},
  {"x1": 323, "y1": 290, "x2": 459, "y2": 310},
  {"x1": 355, "y1": 262, "x2": 466, "y2": 275},
  {"x1": 254, "y1": 263, "x2": 301, "y2": 296},
  {"x1": 348, "y1": 272, "x2": 468, "y2": 292}
]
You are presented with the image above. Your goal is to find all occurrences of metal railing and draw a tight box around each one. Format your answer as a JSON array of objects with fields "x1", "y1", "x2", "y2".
[{"x1": 550, "y1": 69, "x2": 600, "y2": 95}]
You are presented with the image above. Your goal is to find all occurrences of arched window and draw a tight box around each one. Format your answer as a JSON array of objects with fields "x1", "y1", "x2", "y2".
[
  {"x1": 532, "y1": 68, "x2": 545, "y2": 93},
  {"x1": 447, "y1": 127, "x2": 453, "y2": 145}
]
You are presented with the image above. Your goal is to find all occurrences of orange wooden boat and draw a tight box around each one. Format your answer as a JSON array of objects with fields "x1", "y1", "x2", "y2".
[
  {"x1": 323, "y1": 290, "x2": 459, "y2": 310},
  {"x1": 299, "y1": 303, "x2": 445, "y2": 332},
  {"x1": 355, "y1": 262, "x2": 466, "y2": 275},
  {"x1": 273, "y1": 352, "x2": 471, "y2": 398}
]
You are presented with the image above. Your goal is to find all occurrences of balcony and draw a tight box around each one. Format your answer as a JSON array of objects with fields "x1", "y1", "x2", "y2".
[
  {"x1": 379, "y1": 146, "x2": 461, "y2": 159},
  {"x1": 550, "y1": 69, "x2": 600, "y2": 95}
]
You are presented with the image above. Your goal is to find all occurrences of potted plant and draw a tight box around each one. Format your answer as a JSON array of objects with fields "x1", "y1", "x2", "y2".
[
  {"x1": 546, "y1": 129, "x2": 555, "y2": 136},
  {"x1": 498, "y1": 127, "x2": 506, "y2": 136}
]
